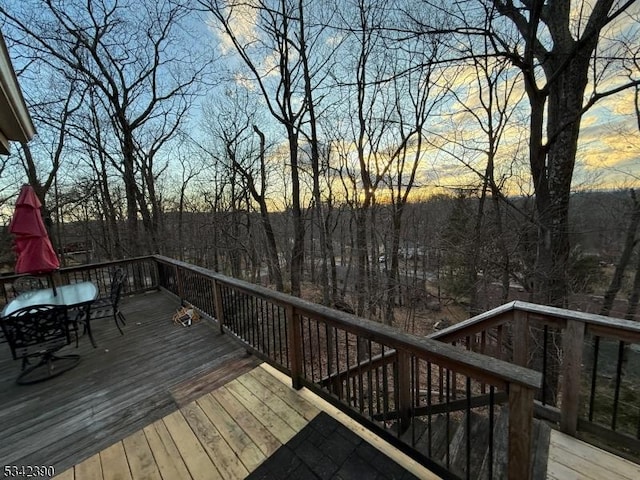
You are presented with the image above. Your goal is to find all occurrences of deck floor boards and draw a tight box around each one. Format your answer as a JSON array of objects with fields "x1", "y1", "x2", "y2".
[
  {"x1": 0, "y1": 290, "x2": 249, "y2": 476},
  {"x1": 547, "y1": 429, "x2": 640, "y2": 480},
  {"x1": 53, "y1": 364, "x2": 439, "y2": 480},
  {"x1": 4, "y1": 288, "x2": 639, "y2": 480}
]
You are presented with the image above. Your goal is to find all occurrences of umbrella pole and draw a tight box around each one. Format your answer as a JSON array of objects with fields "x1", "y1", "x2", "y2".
[{"x1": 50, "y1": 273, "x2": 57, "y2": 296}]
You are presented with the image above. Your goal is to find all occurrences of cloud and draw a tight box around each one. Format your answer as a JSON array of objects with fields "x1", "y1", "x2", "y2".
[
  {"x1": 209, "y1": 1, "x2": 260, "y2": 55},
  {"x1": 577, "y1": 106, "x2": 640, "y2": 189}
]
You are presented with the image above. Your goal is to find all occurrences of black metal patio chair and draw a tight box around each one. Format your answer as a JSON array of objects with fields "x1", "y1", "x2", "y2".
[
  {"x1": 1, "y1": 304, "x2": 79, "y2": 385},
  {"x1": 12, "y1": 275, "x2": 44, "y2": 296},
  {"x1": 89, "y1": 268, "x2": 127, "y2": 335}
]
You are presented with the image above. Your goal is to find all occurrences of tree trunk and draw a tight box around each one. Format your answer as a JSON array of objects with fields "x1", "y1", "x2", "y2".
[
  {"x1": 385, "y1": 207, "x2": 402, "y2": 325},
  {"x1": 253, "y1": 126, "x2": 284, "y2": 291},
  {"x1": 601, "y1": 190, "x2": 640, "y2": 316},
  {"x1": 121, "y1": 128, "x2": 140, "y2": 257},
  {"x1": 355, "y1": 203, "x2": 369, "y2": 316},
  {"x1": 625, "y1": 251, "x2": 640, "y2": 321},
  {"x1": 288, "y1": 129, "x2": 305, "y2": 297}
]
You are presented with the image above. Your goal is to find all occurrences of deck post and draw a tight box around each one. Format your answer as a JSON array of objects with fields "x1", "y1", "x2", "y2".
[
  {"x1": 560, "y1": 319, "x2": 585, "y2": 436},
  {"x1": 513, "y1": 309, "x2": 529, "y2": 367},
  {"x1": 508, "y1": 383, "x2": 534, "y2": 480},
  {"x1": 175, "y1": 265, "x2": 184, "y2": 299},
  {"x1": 396, "y1": 350, "x2": 411, "y2": 433},
  {"x1": 212, "y1": 280, "x2": 225, "y2": 334},
  {"x1": 286, "y1": 305, "x2": 303, "y2": 390}
]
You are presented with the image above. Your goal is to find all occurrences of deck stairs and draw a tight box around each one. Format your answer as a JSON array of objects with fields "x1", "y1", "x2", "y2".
[{"x1": 398, "y1": 410, "x2": 550, "y2": 479}]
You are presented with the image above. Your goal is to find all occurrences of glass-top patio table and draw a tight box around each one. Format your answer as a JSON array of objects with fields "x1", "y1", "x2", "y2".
[{"x1": 2, "y1": 282, "x2": 99, "y2": 347}]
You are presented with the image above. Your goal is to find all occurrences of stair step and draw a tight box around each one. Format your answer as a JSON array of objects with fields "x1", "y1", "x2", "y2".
[
  {"x1": 448, "y1": 411, "x2": 492, "y2": 479},
  {"x1": 477, "y1": 411, "x2": 551, "y2": 480},
  {"x1": 401, "y1": 408, "x2": 550, "y2": 479},
  {"x1": 400, "y1": 413, "x2": 459, "y2": 464},
  {"x1": 531, "y1": 419, "x2": 551, "y2": 479},
  {"x1": 478, "y1": 406, "x2": 509, "y2": 480}
]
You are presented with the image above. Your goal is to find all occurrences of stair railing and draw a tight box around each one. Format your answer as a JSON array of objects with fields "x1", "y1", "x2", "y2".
[{"x1": 431, "y1": 301, "x2": 640, "y2": 458}]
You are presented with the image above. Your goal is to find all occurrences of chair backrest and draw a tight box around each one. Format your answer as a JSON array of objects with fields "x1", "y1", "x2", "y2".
[
  {"x1": 12, "y1": 276, "x2": 45, "y2": 296},
  {"x1": 110, "y1": 268, "x2": 125, "y2": 308},
  {"x1": 0, "y1": 305, "x2": 70, "y2": 360}
]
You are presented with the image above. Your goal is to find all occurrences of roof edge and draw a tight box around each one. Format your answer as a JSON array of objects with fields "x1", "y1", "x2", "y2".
[{"x1": 0, "y1": 29, "x2": 35, "y2": 151}]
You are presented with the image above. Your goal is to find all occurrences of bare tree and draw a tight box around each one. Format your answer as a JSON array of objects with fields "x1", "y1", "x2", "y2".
[
  {"x1": 409, "y1": 0, "x2": 640, "y2": 306},
  {"x1": 432, "y1": 17, "x2": 526, "y2": 315},
  {"x1": 201, "y1": 0, "x2": 319, "y2": 295},
  {"x1": 382, "y1": 36, "x2": 446, "y2": 325},
  {"x1": 2, "y1": 0, "x2": 206, "y2": 255},
  {"x1": 490, "y1": 0, "x2": 640, "y2": 305}
]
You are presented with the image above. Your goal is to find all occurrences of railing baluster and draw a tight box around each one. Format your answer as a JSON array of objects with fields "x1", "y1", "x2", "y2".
[
  {"x1": 307, "y1": 317, "x2": 314, "y2": 381},
  {"x1": 286, "y1": 305, "x2": 302, "y2": 389},
  {"x1": 315, "y1": 320, "x2": 322, "y2": 384},
  {"x1": 248, "y1": 294, "x2": 254, "y2": 346},
  {"x1": 410, "y1": 356, "x2": 417, "y2": 445},
  {"x1": 382, "y1": 345, "x2": 389, "y2": 428},
  {"x1": 589, "y1": 335, "x2": 600, "y2": 422},
  {"x1": 243, "y1": 293, "x2": 249, "y2": 344},
  {"x1": 335, "y1": 325, "x2": 342, "y2": 400},
  {"x1": 481, "y1": 330, "x2": 487, "y2": 394},
  {"x1": 542, "y1": 324, "x2": 549, "y2": 405},
  {"x1": 345, "y1": 330, "x2": 351, "y2": 405},
  {"x1": 324, "y1": 323, "x2": 331, "y2": 381},
  {"x1": 489, "y1": 386, "x2": 495, "y2": 480},
  {"x1": 466, "y1": 376, "x2": 471, "y2": 480},
  {"x1": 259, "y1": 298, "x2": 266, "y2": 353},
  {"x1": 367, "y1": 339, "x2": 374, "y2": 418},
  {"x1": 427, "y1": 361, "x2": 432, "y2": 457},
  {"x1": 357, "y1": 337, "x2": 364, "y2": 413},
  {"x1": 445, "y1": 368, "x2": 451, "y2": 468},
  {"x1": 612, "y1": 340, "x2": 625, "y2": 431},
  {"x1": 282, "y1": 305, "x2": 288, "y2": 368},
  {"x1": 301, "y1": 316, "x2": 309, "y2": 379},
  {"x1": 272, "y1": 304, "x2": 278, "y2": 362}
]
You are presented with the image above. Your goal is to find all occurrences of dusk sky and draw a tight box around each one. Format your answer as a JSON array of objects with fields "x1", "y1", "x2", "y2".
[{"x1": 0, "y1": 0, "x2": 638, "y2": 208}]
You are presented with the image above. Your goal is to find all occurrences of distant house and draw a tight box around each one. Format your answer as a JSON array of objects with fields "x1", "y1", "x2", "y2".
[{"x1": 0, "y1": 29, "x2": 35, "y2": 155}]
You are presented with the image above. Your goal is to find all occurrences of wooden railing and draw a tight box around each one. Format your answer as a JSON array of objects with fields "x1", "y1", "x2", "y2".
[
  {"x1": 0, "y1": 256, "x2": 544, "y2": 479},
  {"x1": 0, "y1": 256, "x2": 158, "y2": 305},
  {"x1": 154, "y1": 255, "x2": 542, "y2": 479},
  {"x1": 430, "y1": 300, "x2": 640, "y2": 458}
]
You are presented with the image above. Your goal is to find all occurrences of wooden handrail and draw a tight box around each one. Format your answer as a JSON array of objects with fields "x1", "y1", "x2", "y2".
[
  {"x1": 430, "y1": 300, "x2": 640, "y2": 343},
  {"x1": 154, "y1": 255, "x2": 541, "y2": 391}
]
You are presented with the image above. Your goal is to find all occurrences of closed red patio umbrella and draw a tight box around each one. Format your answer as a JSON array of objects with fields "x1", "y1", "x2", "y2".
[{"x1": 9, "y1": 185, "x2": 60, "y2": 278}]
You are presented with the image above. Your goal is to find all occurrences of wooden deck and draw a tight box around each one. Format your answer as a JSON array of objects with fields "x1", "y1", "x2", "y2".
[
  {"x1": 547, "y1": 429, "x2": 640, "y2": 480},
  {"x1": 50, "y1": 364, "x2": 439, "y2": 480},
  {"x1": 45, "y1": 360, "x2": 640, "y2": 480},
  {"x1": 0, "y1": 290, "x2": 260, "y2": 476},
  {"x1": 2, "y1": 288, "x2": 640, "y2": 480}
]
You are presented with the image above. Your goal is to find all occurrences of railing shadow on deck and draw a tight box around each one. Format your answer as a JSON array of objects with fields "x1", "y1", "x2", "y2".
[
  {"x1": 429, "y1": 300, "x2": 640, "y2": 463},
  {"x1": 1, "y1": 255, "x2": 542, "y2": 480}
]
